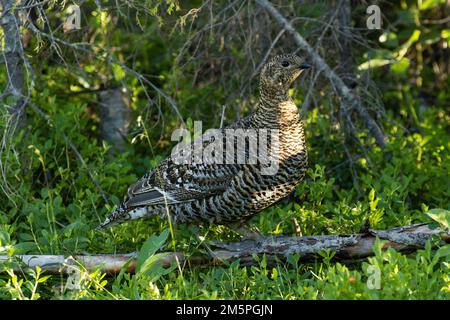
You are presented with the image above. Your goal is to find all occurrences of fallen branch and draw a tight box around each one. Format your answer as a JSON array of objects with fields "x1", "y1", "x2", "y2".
[
  {"x1": 0, "y1": 223, "x2": 448, "y2": 275},
  {"x1": 256, "y1": 0, "x2": 387, "y2": 150}
]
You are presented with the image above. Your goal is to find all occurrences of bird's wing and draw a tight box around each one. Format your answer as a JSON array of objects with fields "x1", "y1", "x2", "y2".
[
  {"x1": 121, "y1": 117, "x2": 259, "y2": 209},
  {"x1": 122, "y1": 153, "x2": 243, "y2": 208}
]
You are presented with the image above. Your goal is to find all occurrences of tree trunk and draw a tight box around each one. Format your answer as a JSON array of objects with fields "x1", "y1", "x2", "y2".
[
  {"x1": 0, "y1": 0, "x2": 26, "y2": 121},
  {"x1": 97, "y1": 87, "x2": 131, "y2": 152}
]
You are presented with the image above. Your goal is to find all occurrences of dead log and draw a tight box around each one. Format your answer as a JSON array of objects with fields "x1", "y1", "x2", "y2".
[{"x1": 0, "y1": 223, "x2": 448, "y2": 275}]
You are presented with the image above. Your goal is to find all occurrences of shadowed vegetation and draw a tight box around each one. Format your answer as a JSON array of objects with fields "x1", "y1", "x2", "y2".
[{"x1": 0, "y1": 0, "x2": 449, "y2": 299}]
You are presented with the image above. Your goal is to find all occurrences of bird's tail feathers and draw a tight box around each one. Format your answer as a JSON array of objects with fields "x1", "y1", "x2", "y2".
[{"x1": 96, "y1": 207, "x2": 150, "y2": 230}]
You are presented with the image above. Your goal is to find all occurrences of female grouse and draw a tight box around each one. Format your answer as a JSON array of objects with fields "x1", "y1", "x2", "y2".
[{"x1": 98, "y1": 54, "x2": 311, "y2": 229}]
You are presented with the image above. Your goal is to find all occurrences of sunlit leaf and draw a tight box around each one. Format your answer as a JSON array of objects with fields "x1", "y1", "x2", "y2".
[
  {"x1": 136, "y1": 229, "x2": 169, "y2": 273},
  {"x1": 426, "y1": 209, "x2": 450, "y2": 229}
]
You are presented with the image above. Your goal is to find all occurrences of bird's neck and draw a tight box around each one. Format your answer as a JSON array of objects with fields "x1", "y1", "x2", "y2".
[
  {"x1": 257, "y1": 87, "x2": 299, "y2": 125},
  {"x1": 259, "y1": 86, "x2": 290, "y2": 108}
]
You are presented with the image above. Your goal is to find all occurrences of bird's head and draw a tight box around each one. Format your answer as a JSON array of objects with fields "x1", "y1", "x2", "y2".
[{"x1": 260, "y1": 54, "x2": 311, "y2": 92}]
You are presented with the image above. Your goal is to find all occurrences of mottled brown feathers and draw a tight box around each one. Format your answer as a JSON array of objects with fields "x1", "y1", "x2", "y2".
[{"x1": 98, "y1": 54, "x2": 310, "y2": 229}]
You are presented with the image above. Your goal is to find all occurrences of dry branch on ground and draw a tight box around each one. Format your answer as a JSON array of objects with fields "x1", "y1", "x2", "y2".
[{"x1": 1, "y1": 223, "x2": 448, "y2": 275}]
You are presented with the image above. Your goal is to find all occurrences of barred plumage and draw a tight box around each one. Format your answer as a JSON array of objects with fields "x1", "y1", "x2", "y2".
[{"x1": 98, "y1": 54, "x2": 310, "y2": 229}]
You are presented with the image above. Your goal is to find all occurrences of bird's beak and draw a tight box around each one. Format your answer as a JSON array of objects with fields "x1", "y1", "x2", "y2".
[{"x1": 299, "y1": 63, "x2": 312, "y2": 70}]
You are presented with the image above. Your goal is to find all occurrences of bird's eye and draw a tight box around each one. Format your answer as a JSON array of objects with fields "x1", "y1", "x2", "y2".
[{"x1": 281, "y1": 60, "x2": 290, "y2": 67}]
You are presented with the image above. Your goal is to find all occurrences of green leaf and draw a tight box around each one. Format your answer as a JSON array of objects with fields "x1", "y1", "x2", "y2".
[
  {"x1": 435, "y1": 245, "x2": 450, "y2": 259},
  {"x1": 136, "y1": 229, "x2": 169, "y2": 273},
  {"x1": 391, "y1": 57, "x2": 410, "y2": 74},
  {"x1": 38, "y1": 275, "x2": 52, "y2": 283},
  {"x1": 425, "y1": 209, "x2": 450, "y2": 229},
  {"x1": 368, "y1": 189, "x2": 375, "y2": 202},
  {"x1": 138, "y1": 252, "x2": 176, "y2": 281},
  {"x1": 13, "y1": 242, "x2": 38, "y2": 253},
  {"x1": 419, "y1": 0, "x2": 445, "y2": 10},
  {"x1": 358, "y1": 59, "x2": 391, "y2": 71},
  {"x1": 112, "y1": 63, "x2": 125, "y2": 81},
  {"x1": 186, "y1": 117, "x2": 193, "y2": 130},
  {"x1": 396, "y1": 30, "x2": 421, "y2": 59},
  {"x1": 441, "y1": 29, "x2": 450, "y2": 40},
  {"x1": 423, "y1": 30, "x2": 441, "y2": 45},
  {"x1": 441, "y1": 29, "x2": 450, "y2": 46}
]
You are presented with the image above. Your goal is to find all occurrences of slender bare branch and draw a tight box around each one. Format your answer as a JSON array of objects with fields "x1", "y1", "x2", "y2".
[{"x1": 23, "y1": 17, "x2": 185, "y2": 126}]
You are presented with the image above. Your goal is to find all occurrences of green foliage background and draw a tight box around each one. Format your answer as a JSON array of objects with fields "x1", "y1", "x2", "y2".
[{"x1": 0, "y1": 0, "x2": 449, "y2": 299}]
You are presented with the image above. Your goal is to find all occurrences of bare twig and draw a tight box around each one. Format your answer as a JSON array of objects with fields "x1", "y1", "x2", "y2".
[{"x1": 23, "y1": 18, "x2": 185, "y2": 126}]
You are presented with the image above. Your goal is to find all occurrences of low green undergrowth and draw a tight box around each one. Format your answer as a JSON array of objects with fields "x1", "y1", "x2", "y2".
[{"x1": 0, "y1": 97, "x2": 448, "y2": 299}]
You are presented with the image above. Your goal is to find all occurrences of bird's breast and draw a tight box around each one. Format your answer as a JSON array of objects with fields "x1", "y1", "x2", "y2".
[{"x1": 276, "y1": 112, "x2": 307, "y2": 163}]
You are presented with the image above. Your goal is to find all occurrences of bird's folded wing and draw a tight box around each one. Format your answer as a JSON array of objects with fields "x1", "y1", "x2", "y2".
[{"x1": 122, "y1": 158, "x2": 242, "y2": 208}]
